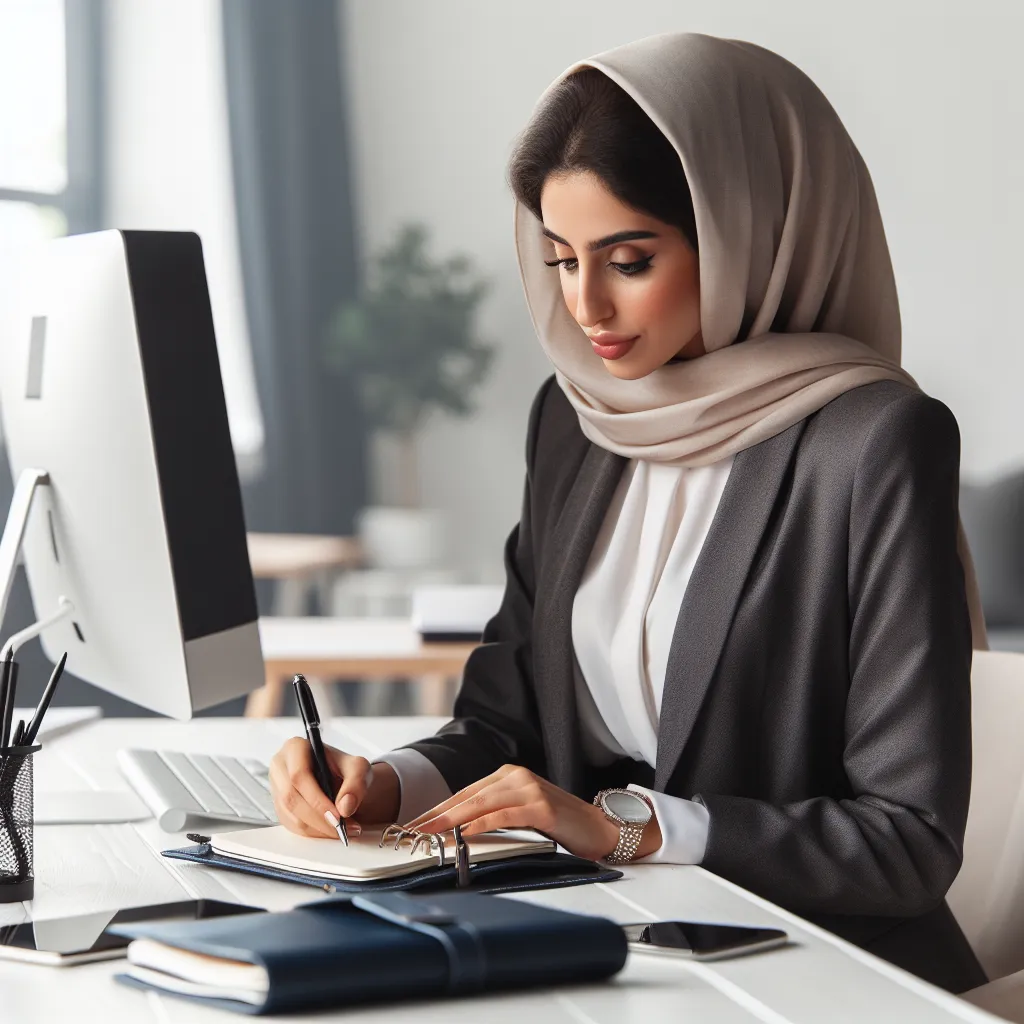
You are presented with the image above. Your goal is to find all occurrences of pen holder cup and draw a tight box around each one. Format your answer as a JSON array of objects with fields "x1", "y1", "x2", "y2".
[{"x1": 0, "y1": 744, "x2": 40, "y2": 903}]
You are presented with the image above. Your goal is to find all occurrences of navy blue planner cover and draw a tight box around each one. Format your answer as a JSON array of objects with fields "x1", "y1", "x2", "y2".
[
  {"x1": 112, "y1": 890, "x2": 629, "y2": 1015},
  {"x1": 162, "y1": 840, "x2": 623, "y2": 895}
]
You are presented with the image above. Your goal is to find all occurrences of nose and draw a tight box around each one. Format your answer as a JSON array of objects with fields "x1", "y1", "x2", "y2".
[{"x1": 573, "y1": 265, "x2": 614, "y2": 328}]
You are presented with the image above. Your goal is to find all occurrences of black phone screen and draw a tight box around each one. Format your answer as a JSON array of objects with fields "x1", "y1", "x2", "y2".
[
  {"x1": 0, "y1": 899, "x2": 264, "y2": 960},
  {"x1": 623, "y1": 920, "x2": 787, "y2": 958}
]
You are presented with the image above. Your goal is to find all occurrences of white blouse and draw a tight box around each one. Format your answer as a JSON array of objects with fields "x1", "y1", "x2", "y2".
[
  {"x1": 378, "y1": 455, "x2": 734, "y2": 865},
  {"x1": 570, "y1": 456, "x2": 733, "y2": 862}
]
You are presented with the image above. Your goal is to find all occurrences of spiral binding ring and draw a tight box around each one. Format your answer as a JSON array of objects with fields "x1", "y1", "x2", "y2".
[
  {"x1": 408, "y1": 834, "x2": 433, "y2": 857},
  {"x1": 379, "y1": 823, "x2": 420, "y2": 849},
  {"x1": 378, "y1": 824, "x2": 449, "y2": 867}
]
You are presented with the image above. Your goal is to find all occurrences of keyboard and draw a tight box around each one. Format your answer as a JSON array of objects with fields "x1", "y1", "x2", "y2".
[{"x1": 117, "y1": 748, "x2": 278, "y2": 833}]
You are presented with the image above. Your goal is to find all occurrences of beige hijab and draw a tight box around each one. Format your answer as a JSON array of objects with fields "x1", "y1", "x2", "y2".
[{"x1": 513, "y1": 31, "x2": 988, "y2": 649}]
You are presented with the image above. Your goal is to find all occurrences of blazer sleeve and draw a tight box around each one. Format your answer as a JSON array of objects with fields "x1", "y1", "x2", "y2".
[
  {"x1": 694, "y1": 392, "x2": 973, "y2": 918},
  {"x1": 395, "y1": 378, "x2": 554, "y2": 794}
]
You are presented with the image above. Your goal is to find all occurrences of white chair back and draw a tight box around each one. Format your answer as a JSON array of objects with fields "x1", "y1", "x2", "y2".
[{"x1": 948, "y1": 650, "x2": 1024, "y2": 981}]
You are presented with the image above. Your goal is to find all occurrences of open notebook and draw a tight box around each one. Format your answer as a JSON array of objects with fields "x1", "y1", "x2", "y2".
[{"x1": 207, "y1": 825, "x2": 556, "y2": 883}]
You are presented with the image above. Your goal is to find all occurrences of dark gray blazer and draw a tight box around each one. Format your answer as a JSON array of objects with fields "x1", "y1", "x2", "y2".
[{"x1": 403, "y1": 375, "x2": 986, "y2": 993}]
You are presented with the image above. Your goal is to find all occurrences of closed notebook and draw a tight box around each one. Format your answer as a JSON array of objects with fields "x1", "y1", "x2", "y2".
[
  {"x1": 113, "y1": 890, "x2": 629, "y2": 1015},
  {"x1": 164, "y1": 824, "x2": 622, "y2": 894}
]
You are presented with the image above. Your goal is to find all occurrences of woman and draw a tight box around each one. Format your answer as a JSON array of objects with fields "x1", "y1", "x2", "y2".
[{"x1": 269, "y1": 32, "x2": 989, "y2": 991}]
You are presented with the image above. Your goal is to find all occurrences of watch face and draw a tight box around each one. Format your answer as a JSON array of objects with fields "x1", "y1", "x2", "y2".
[{"x1": 603, "y1": 790, "x2": 651, "y2": 824}]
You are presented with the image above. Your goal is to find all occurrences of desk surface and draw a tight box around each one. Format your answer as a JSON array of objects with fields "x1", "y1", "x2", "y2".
[
  {"x1": 0, "y1": 716, "x2": 1001, "y2": 1024},
  {"x1": 258, "y1": 616, "x2": 477, "y2": 677}
]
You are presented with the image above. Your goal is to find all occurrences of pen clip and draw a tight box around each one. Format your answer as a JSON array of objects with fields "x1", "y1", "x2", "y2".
[{"x1": 292, "y1": 674, "x2": 320, "y2": 729}]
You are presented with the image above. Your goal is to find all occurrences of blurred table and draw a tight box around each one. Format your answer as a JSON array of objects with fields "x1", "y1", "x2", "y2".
[
  {"x1": 248, "y1": 616, "x2": 477, "y2": 717},
  {"x1": 246, "y1": 532, "x2": 363, "y2": 615}
]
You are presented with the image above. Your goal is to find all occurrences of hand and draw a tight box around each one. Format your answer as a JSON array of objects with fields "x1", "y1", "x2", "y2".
[
  {"x1": 404, "y1": 764, "x2": 662, "y2": 862},
  {"x1": 269, "y1": 738, "x2": 401, "y2": 839}
]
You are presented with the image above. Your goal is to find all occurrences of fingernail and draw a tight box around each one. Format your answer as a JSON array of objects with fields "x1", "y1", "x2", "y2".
[
  {"x1": 349, "y1": 822, "x2": 362, "y2": 836},
  {"x1": 338, "y1": 794, "x2": 356, "y2": 818},
  {"x1": 324, "y1": 810, "x2": 340, "y2": 829}
]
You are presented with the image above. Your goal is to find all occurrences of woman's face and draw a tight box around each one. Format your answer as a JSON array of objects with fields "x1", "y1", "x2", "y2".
[{"x1": 539, "y1": 170, "x2": 703, "y2": 380}]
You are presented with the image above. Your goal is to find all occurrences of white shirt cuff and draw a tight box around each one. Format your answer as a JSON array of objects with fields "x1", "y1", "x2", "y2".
[
  {"x1": 627, "y1": 783, "x2": 710, "y2": 864},
  {"x1": 373, "y1": 748, "x2": 453, "y2": 824}
]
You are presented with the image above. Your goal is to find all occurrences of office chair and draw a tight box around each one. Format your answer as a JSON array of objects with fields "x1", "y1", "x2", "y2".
[{"x1": 949, "y1": 650, "x2": 1024, "y2": 1016}]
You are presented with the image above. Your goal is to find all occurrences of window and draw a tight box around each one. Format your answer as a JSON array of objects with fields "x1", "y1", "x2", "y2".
[
  {"x1": 0, "y1": 0, "x2": 103, "y2": 269},
  {"x1": 0, "y1": 2, "x2": 264, "y2": 473}
]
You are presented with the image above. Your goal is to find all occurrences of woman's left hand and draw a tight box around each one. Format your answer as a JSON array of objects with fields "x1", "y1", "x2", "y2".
[{"x1": 403, "y1": 764, "x2": 661, "y2": 862}]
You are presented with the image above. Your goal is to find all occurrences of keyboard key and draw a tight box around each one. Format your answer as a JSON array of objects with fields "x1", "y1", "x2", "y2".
[
  {"x1": 121, "y1": 749, "x2": 205, "y2": 817},
  {"x1": 239, "y1": 758, "x2": 272, "y2": 791},
  {"x1": 214, "y1": 756, "x2": 278, "y2": 821},
  {"x1": 239, "y1": 757, "x2": 269, "y2": 777},
  {"x1": 178, "y1": 753, "x2": 246, "y2": 819},
  {"x1": 187, "y1": 755, "x2": 264, "y2": 820},
  {"x1": 157, "y1": 752, "x2": 235, "y2": 818}
]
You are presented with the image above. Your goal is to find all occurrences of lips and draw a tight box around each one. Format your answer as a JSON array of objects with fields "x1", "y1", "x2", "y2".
[{"x1": 590, "y1": 335, "x2": 638, "y2": 360}]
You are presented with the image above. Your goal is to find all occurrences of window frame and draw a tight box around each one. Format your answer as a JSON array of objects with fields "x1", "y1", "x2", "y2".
[{"x1": 0, "y1": 0, "x2": 104, "y2": 234}]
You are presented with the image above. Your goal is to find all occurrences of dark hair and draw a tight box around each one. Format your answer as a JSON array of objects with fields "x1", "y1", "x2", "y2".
[{"x1": 507, "y1": 68, "x2": 698, "y2": 252}]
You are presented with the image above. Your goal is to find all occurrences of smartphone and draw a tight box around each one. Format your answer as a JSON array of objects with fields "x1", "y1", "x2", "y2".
[
  {"x1": 622, "y1": 920, "x2": 788, "y2": 961},
  {"x1": 0, "y1": 899, "x2": 265, "y2": 966}
]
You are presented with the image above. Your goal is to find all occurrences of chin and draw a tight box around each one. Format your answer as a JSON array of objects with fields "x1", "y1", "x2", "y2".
[{"x1": 601, "y1": 356, "x2": 661, "y2": 381}]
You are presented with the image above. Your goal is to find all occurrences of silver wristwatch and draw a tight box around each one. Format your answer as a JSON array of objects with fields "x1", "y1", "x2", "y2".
[{"x1": 594, "y1": 788, "x2": 653, "y2": 864}]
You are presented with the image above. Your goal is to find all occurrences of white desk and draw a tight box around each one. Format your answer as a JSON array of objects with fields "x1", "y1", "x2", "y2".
[{"x1": 0, "y1": 715, "x2": 1003, "y2": 1024}]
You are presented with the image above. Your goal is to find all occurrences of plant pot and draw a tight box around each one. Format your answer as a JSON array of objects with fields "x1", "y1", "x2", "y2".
[
  {"x1": 369, "y1": 430, "x2": 420, "y2": 508},
  {"x1": 357, "y1": 506, "x2": 446, "y2": 571}
]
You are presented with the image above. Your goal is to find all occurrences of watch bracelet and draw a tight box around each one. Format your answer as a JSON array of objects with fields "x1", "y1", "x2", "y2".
[
  {"x1": 605, "y1": 821, "x2": 644, "y2": 864},
  {"x1": 594, "y1": 789, "x2": 653, "y2": 864}
]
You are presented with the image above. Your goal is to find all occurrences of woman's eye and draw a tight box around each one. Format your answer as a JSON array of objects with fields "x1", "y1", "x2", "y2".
[
  {"x1": 544, "y1": 257, "x2": 579, "y2": 273},
  {"x1": 611, "y1": 256, "x2": 654, "y2": 276},
  {"x1": 543, "y1": 256, "x2": 653, "y2": 277}
]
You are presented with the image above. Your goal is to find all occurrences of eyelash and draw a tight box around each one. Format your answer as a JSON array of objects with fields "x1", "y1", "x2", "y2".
[{"x1": 543, "y1": 256, "x2": 654, "y2": 277}]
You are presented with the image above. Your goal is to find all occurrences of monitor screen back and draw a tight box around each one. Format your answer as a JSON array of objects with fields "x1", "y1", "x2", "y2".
[{"x1": 0, "y1": 230, "x2": 262, "y2": 718}]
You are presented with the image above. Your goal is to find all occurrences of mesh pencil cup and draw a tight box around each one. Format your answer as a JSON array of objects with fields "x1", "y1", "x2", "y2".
[{"x1": 0, "y1": 743, "x2": 40, "y2": 903}]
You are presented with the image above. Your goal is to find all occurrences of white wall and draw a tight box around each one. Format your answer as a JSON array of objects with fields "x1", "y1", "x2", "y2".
[
  {"x1": 340, "y1": 0, "x2": 1023, "y2": 582},
  {"x1": 104, "y1": 0, "x2": 263, "y2": 477}
]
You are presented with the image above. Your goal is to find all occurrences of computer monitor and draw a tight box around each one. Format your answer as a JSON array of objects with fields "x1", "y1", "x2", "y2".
[{"x1": 0, "y1": 229, "x2": 264, "y2": 719}]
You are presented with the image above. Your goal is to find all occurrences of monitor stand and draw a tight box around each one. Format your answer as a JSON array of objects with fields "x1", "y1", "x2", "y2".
[{"x1": 0, "y1": 468, "x2": 75, "y2": 654}]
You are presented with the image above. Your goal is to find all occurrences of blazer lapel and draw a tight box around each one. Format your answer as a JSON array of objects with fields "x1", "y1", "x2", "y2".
[
  {"x1": 654, "y1": 420, "x2": 806, "y2": 791},
  {"x1": 534, "y1": 443, "x2": 626, "y2": 793}
]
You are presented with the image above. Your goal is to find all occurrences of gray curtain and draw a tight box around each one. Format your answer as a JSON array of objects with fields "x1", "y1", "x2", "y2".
[{"x1": 222, "y1": 0, "x2": 367, "y2": 546}]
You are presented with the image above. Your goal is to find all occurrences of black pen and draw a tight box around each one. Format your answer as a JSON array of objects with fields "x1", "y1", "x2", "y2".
[
  {"x1": 0, "y1": 650, "x2": 16, "y2": 749},
  {"x1": 23, "y1": 651, "x2": 67, "y2": 746},
  {"x1": 292, "y1": 674, "x2": 348, "y2": 845}
]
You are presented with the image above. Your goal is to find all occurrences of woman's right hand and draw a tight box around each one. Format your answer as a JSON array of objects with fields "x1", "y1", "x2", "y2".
[{"x1": 268, "y1": 738, "x2": 401, "y2": 839}]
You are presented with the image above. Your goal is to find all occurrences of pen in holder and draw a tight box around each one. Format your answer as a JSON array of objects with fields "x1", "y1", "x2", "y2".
[{"x1": 0, "y1": 742, "x2": 41, "y2": 903}]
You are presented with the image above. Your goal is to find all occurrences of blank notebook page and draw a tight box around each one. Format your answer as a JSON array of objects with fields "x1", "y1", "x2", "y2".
[{"x1": 210, "y1": 826, "x2": 554, "y2": 882}]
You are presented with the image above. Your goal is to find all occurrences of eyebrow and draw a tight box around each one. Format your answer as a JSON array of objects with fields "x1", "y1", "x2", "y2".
[{"x1": 541, "y1": 227, "x2": 659, "y2": 252}]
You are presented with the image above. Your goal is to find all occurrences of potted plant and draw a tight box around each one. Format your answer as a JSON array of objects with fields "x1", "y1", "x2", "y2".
[{"x1": 326, "y1": 222, "x2": 493, "y2": 570}]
